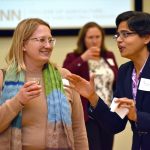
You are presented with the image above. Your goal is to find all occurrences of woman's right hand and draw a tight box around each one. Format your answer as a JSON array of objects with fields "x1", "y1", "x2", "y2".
[
  {"x1": 81, "y1": 47, "x2": 100, "y2": 61},
  {"x1": 66, "y1": 73, "x2": 99, "y2": 106},
  {"x1": 15, "y1": 81, "x2": 42, "y2": 105}
]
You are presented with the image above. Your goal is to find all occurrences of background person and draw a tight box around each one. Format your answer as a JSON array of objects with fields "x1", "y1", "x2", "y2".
[
  {"x1": 66, "y1": 11, "x2": 150, "y2": 150},
  {"x1": 0, "y1": 18, "x2": 88, "y2": 150},
  {"x1": 63, "y1": 22, "x2": 118, "y2": 150}
]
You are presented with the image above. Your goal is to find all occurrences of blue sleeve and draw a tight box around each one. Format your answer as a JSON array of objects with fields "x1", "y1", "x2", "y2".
[{"x1": 89, "y1": 98, "x2": 128, "y2": 134}]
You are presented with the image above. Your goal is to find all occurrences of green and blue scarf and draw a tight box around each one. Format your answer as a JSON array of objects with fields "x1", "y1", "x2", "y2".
[{"x1": 0, "y1": 64, "x2": 73, "y2": 150}]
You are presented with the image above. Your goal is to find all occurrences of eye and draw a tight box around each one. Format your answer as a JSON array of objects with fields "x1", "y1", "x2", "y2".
[
  {"x1": 122, "y1": 32, "x2": 128, "y2": 38},
  {"x1": 48, "y1": 39, "x2": 53, "y2": 43},
  {"x1": 39, "y1": 38, "x2": 45, "y2": 43}
]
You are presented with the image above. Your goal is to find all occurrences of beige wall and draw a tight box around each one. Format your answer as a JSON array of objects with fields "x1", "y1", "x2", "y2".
[{"x1": 143, "y1": 0, "x2": 150, "y2": 13}]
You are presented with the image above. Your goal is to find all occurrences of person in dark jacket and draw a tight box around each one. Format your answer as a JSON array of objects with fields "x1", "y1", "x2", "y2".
[
  {"x1": 66, "y1": 11, "x2": 150, "y2": 150},
  {"x1": 63, "y1": 22, "x2": 118, "y2": 150}
]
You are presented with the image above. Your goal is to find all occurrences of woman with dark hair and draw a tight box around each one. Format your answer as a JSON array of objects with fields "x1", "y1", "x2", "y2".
[
  {"x1": 66, "y1": 11, "x2": 150, "y2": 150},
  {"x1": 63, "y1": 22, "x2": 118, "y2": 150}
]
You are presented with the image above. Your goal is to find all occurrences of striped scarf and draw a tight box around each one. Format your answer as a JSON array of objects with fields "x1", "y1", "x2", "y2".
[{"x1": 0, "y1": 63, "x2": 73, "y2": 150}]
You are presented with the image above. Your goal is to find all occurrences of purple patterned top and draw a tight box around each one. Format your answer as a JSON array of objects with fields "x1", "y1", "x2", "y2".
[{"x1": 132, "y1": 68, "x2": 141, "y2": 101}]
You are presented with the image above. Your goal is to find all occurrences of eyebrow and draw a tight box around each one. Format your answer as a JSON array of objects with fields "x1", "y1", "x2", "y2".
[
  {"x1": 117, "y1": 30, "x2": 131, "y2": 32},
  {"x1": 31, "y1": 35, "x2": 53, "y2": 38}
]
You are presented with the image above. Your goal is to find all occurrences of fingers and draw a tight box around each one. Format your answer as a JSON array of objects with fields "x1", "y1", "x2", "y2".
[
  {"x1": 115, "y1": 98, "x2": 135, "y2": 109},
  {"x1": 64, "y1": 84, "x2": 75, "y2": 90},
  {"x1": 90, "y1": 50, "x2": 100, "y2": 60},
  {"x1": 26, "y1": 89, "x2": 41, "y2": 98},
  {"x1": 90, "y1": 73, "x2": 95, "y2": 87},
  {"x1": 84, "y1": 47, "x2": 100, "y2": 60},
  {"x1": 114, "y1": 97, "x2": 137, "y2": 121},
  {"x1": 24, "y1": 81, "x2": 39, "y2": 88},
  {"x1": 119, "y1": 104, "x2": 131, "y2": 109},
  {"x1": 25, "y1": 83, "x2": 41, "y2": 98},
  {"x1": 17, "y1": 82, "x2": 42, "y2": 105},
  {"x1": 66, "y1": 74, "x2": 83, "y2": 83},
  {"x1": 26, "y1": 84, "x2": 41, "y2": 92}
]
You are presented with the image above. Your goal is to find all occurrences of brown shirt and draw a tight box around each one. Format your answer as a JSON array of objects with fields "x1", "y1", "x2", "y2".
[
  {"x1": 22, "y1": 73, "x2": 47, "y2": 150},
  {"x1": 0, "y1": 68, "x2": 89, "y2": 150}
]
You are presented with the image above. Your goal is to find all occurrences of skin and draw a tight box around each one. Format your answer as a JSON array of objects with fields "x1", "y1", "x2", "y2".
[
  {"x1": 81, "y1": 27, "x2": 102, "y2": 61},
  {"x1": 23, "y1": 25, "x2": 53, "y2": 70},
  {"x1": 117, "y1": 21, "x2": 150, "y2": 75},
  {"x1": 66, "y1": 21, "x2": 150, "y2": 122},
  {"x1": 16, "y1": 25, "x2": 53, "y2": 105}
]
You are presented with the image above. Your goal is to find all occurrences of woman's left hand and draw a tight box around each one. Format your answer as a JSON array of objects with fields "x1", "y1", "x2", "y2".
[
  {"x1": 115, "y1": 98, "x2": 137, "y2": 121},
  {"x1": 66, "y1": 73, "x2": 99, "y2": 106}
]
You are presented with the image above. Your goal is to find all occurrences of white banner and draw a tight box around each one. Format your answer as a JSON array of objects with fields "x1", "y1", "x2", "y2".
[{"x1": 0, "y1": 0, "x2": 134, "y2": 29}]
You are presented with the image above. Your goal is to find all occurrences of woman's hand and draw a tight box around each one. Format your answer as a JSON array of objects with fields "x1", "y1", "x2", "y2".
[
  {"x1": 66, "y1": 73, "x2": 99, "y2": 106},
  {"x1": 115, "y1": 98, "x2": 137, "y2": 121},
  {"x1": 15, "y1": 81, "x2": 42, "y2": 105},
  {"x1": 81, "y1": 47, "x2": 100, "y2": 61}
]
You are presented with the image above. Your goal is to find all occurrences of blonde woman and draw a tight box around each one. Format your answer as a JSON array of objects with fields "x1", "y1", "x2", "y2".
[{"x1": 0, "y1": 18, "x2": 88, "y2": 150}]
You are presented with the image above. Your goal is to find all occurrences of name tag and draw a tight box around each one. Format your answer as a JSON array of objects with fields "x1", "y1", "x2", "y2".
[
  {"x1": 62, "y1": 78, "x2": 69, "y2": 86},
  {"x1": 138, "y1": 78, "x2": 150, "y2": 91},
  {"x1": 107, "y1": 58, "x2": 115, "y2": 66}
]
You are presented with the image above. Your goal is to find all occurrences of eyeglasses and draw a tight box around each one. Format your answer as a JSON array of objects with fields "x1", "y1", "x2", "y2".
[
  {"x1": 113, "y1": 31, "x2": 136, "y2": 40},
  {"x1": 29, "y1": 37, "x2": 56, "y2": 46}
]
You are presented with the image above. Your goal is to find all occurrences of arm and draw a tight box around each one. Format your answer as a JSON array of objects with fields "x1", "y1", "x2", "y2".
[
  {"x1": 63, "y1": 48, "x2": 100, "y2": 75},
  {"x1": 0, "y1": 70, "x2": 23, "y2": 132},
  {"x1": 0, "y1": 97, "x2": 24, "y2": 132},
  {"x1": 68, "y1": 88, "x2": 89, "y2": 150},
  {"x1": 60, "y1": 67, "x2": 88, "y2": 149},
  {"x1": 66, "y1": 73, "x2": 127, "y2": 134},
  {"x1": 0, "y1": 70, "x2": 42, "y2": 132},
  {"x1": 89, "y1": 98, "x2": 127, "y2": 134}
]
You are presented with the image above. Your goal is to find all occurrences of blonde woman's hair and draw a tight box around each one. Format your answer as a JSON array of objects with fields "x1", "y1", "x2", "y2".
[{"x1": 6, "y1": 18, "x2": 51, "y2": 72}]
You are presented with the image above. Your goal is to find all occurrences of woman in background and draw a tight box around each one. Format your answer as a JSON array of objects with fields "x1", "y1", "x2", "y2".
[
  {"x1": 63, "y1": 22, "x2": 118, "y2": 150},
  {"x1": 0, "y1": 18, "x2": 88, "y2": 150}
]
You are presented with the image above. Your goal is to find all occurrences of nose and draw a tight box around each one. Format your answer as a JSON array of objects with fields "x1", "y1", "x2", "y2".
[
  {"x1": 44, "y1": 40, "x2": 53, "y2": 48},
  {"x1": 91, "y1": 37, "x2": 99, "y2": 46},
  {"x1": 116, "y1": 35, "x2": 123, "y2": 43}
]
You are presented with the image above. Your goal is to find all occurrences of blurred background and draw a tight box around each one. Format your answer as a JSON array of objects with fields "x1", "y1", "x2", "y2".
[{"x1": 0, "y1": 0, "x2": 149, "y2": 149}]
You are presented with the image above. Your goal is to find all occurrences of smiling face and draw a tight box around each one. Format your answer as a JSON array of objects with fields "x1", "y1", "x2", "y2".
[
  {"x1": 23, "y1": 25, "x2": 53, "y2": 67},
  {"x1": 116, "y1": 21, "x2": 149, "y2": 61}
]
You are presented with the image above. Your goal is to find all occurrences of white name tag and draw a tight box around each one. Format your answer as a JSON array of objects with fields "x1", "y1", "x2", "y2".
[
  {"x1": 62, "y1": 78, "x2": 70, "y2": 86},
  {"x1": 138, "y1": 78, "x2": 150, "y2": 91},
  {"x1": 107, "y1": 58, "x2": 115, "y2": 66}
]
